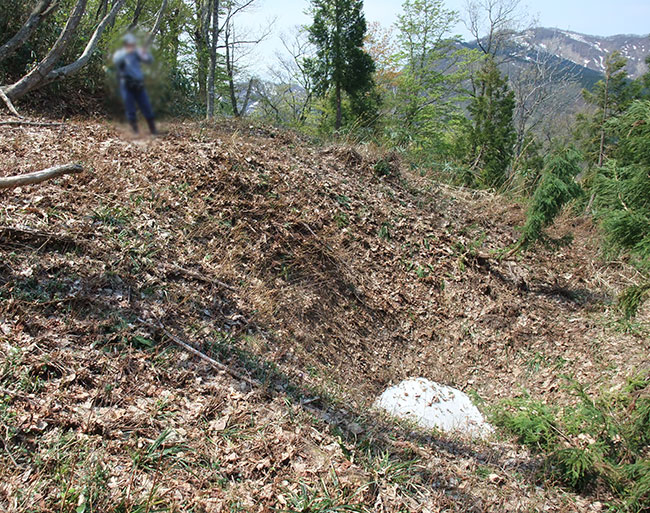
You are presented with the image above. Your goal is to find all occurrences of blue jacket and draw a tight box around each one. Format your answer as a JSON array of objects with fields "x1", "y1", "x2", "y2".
[{"x1": 113, "y1": 48, "x2": 152, "y2": 84}]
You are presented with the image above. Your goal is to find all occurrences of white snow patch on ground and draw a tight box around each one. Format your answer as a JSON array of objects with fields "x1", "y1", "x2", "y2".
[{"x1": 375, "y1": 378, "x2": 493, "y2": 439}]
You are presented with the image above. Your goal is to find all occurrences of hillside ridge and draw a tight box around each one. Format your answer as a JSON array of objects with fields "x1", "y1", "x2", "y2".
[{"x1": 0, "y1": 119, "x2": 648, "y2": 511}]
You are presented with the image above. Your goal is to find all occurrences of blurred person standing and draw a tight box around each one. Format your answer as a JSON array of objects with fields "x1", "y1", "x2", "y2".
[{"x1": 113, "y1": 34, "x2": 157, "y2": 135}]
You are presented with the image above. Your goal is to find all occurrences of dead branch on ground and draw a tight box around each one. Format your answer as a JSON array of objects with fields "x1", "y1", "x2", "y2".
[
  {"x1": 0, "y1": 120, "x2": 64, "y2": 127},
  {"x1": 141, "y1": 319, "x2": 260, "y2": 387},
  {"x1": 0, "y1": 163, "x2": 83, "y2": 189}
]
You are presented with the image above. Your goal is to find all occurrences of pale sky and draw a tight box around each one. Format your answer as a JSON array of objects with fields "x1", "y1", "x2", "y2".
[{"x1": 238, "y1": 0, "x2": 650, "y2": 74}]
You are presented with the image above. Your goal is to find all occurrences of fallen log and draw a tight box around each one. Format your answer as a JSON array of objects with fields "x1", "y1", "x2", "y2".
[{"x1": 0, "y1": 163, "x2": 82, "y2": 189}]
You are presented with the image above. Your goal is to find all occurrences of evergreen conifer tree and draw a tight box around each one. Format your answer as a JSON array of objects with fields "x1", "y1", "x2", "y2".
[
  {"x1": 468, "y1": 57, "x2": 516, "y2": 188},
  {"x1": 592, "y1": 100, "x2": 650, "y2": 317},
  {"x1": 579, "y1": 51, "x2": 641, "y2": 168},
  {"x1": 307, "y1": 0, "x2": 376, "y2": 131}
]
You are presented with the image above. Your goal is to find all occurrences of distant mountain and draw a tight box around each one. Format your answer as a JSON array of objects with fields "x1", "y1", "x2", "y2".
[
  {"x1": 510, "y1": 28, "x2": 649, "y2": 80},
  {"x1": 461, "y1": 28, "x2": 649, "y2": 92}
]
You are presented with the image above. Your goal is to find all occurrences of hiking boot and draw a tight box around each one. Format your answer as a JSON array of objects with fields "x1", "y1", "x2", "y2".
[
  {"x1": 146, "y1": 118, "x2": 158, "y2": 135},
  {"x1": 129, "y1": 119, "x2": 139, "y2": 134}
]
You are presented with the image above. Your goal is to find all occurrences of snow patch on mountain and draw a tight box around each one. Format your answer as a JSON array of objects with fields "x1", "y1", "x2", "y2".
[{"x1": 515, "y1": 28, "x2": 649, "y2": 79}]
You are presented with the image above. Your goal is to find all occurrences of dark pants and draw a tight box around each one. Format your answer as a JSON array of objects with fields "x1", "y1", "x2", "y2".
[{"x1": 120, "y1": 82, "x2": 154, "y2": 123}]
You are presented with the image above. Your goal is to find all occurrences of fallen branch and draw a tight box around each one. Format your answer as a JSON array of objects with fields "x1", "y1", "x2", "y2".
[
  {"x1": 0, "y1": 88, "x2": 22, "y2": 118},
  {"x1": 0, "y1": 120, "x2": 63, "y2": 127},
  {"x1": 140, "y1": 319, "x2": 259, "y2": 387},
  {"x1": 0, "y1": 226, "x2": 82, "y2": 251},
  {"x1": 166, "y1": 263, "x2": 238, "y2": 292},
  {"x1": 0, "y1": 163, "x2": 82, "y2": 189},
  {"x1": 0, "y1": 386, "x2": 33, "y2": 401}
]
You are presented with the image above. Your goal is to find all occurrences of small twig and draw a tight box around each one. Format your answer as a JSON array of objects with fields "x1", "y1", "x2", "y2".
[
  {"x1": 139, "y1": 318, "x2": 259, "y2": 387},
  {"x1": 0, "y1": 386, "x2": 32, "y2": 401},
  {"x1": 301, "y1": 222, "x2": 318, "y2": 238},
  {"x1": 167, "y1": 263, "x2": 237, "y2": 292}
]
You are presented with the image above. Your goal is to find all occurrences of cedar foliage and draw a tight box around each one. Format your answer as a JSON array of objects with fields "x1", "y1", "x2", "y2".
[
  {"x1": 578, "y1": 51, "x2": 641, "y2": 168},
  {"x1": 492, "y1": 375, "x2": 650, "y2": 512},
  {"x1": 593, "y1": 100, "x2": 650, "y2": 317},
  {"x1": 468, "y1": 57, "x2": 516, "y2": 188},
  {"x1": 594, "y1": 100, "x2": 650, "y2": 263},
  {"x1": 514, "y1": 147, "x2": 583, "y2": 252},
  {"x1": 307, "y1": 0, "x2": 377, "y2": 131}
]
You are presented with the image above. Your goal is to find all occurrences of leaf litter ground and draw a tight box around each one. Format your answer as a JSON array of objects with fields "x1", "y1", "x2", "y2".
[{"x1": 0, "y1": 118, "x2": 648, "y2": 512}]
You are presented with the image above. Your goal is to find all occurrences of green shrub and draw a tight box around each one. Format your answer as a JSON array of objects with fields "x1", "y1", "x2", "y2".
[
  {"x1": 492, "y1": 375, "x2": 650, "y2": 511},
  {"x1": 512, "y1": 147, "x2": 583, "y2": 254}
]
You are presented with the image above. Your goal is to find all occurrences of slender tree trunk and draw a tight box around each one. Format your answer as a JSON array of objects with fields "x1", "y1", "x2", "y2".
[
  {"x1": 334, "y1": 0, "x2": 342, "y2": 131},
  {"x1": 197, "y1": 41, "x2": 208, "y2": 104},
  {"x1": 225, "y1": 22, "x2": 239, "y2": 117},
  {"x1": 598, "y1": 131, "x2": 606, "y2": 167},
  {"x1": 94, "y1": 0, "x2": 108, "y2": 21},
  {"x1": 0, "y1": 0, "x2": 57, "y2": 64},
  {"x1": 240, "y1": 78, "x2": 254, "y2": 115},
  {"x1": 128, "y1": 0, "x2": 145, "y2": 30},
  {"x1": 194, "y1": 0, "x2": 210, "y2": 105},
  {"x1": 598, "y1": 73, "x2": 610, "y2": 167},
  {"x1": 206, "y1": 0, "x2": 220, "y2": 119},
  {"x1": 335, "y1": 81, "x2": 342, "y2": 130},
  {"x1": 145, "y1": 0, "x2": 169, "y2": 47}
]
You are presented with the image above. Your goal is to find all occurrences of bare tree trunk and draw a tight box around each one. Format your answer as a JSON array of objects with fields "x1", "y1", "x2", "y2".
[
  {"x1": 206, "y1": 0, "x2": 220, "y2": 119},
  {"x1": 0, "y1": 0, "x2": 58, "y2": 63},
  {"x1": 197, "y1": 40, "x2": 208, "y2": 103},
  {"x1": 334, "y1": 0, "x2": 342, "y2": 131},
  {"x1": 3, "y1": 0, "x2": 89, "y2": 101},
  {"x1": 335, "y1": 81, "x2": 342, "y2": 131},
  {"x1": 240, "y1": 78, "x2": 254, "y2": 115},
  {"x1": 225, "y1": 22, "x2": 240, "y2": 117},
  {"x1": 94, "y1": 0, "x2": 108, "y2": 21},
  {"x1": 194, "y1": 0, "x2": 210, "y2": 106},
  {"x1": 0, "y1": 164, "x2": 82, "y2": 189},
  {"x1": 597, "y1": 73, "x2": 610, "y2": 168},
  {"x1": 128, "y1": 0, "x2": 145, "y2": 30}
]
